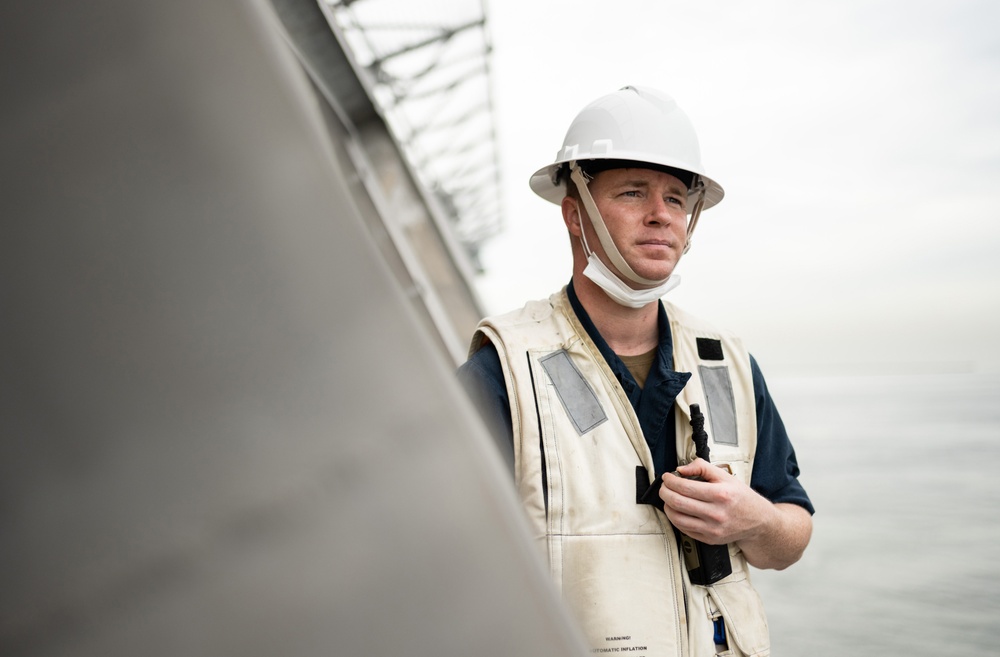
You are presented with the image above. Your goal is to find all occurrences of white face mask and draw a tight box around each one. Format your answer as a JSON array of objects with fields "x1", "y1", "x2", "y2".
[{"x1": 583, "y1": 253, "x2": 681, "y2": 308}]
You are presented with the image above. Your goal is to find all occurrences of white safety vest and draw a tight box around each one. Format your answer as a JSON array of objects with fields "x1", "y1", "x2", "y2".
[{"x1": 470, "y1": 289, "x2": 771, "y2": 657}]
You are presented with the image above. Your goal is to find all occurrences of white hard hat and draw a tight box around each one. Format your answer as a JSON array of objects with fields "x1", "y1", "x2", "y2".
[{"x1": 529, "y1": 86, "x2": 724, "y2": 212}]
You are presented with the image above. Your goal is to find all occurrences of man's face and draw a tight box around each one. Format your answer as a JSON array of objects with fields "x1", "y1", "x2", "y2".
[{"x1": 580, "y1": 167, "x2": 689, "y2": 287}]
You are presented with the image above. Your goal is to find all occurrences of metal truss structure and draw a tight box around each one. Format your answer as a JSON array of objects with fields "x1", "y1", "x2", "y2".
[{"x1": 320, "y1": 0, "x2": 501, "y2": 270}]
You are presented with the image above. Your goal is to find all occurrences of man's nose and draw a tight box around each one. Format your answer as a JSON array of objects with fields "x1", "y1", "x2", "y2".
[{"x1": 645, "y1": 197, "x2": 673, "y2": 224}]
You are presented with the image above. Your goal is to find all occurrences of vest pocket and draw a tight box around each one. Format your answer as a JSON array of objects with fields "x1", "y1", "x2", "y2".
[
  {"x1": 560, "y1": 533, "x2": 685, "y2": 656},
  {"x1": 706, "y1": 576, "x2": 770, "y2": 657}
]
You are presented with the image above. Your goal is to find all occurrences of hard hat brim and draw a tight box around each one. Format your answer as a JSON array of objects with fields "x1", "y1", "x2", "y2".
[{"x1": 529, "y1": 159, "x2": 724, "y2": 212}]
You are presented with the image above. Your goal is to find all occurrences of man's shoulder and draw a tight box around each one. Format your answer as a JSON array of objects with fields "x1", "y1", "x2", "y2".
[
  {"x1": 661, "y1": 300, "x2": 741, "y2": 339},
  {"x1": 469, "y1": 288, "x2": 574, "y2": 359},
  {"x1": 479, "y1": 289, "x2": 564, "y2": 330}
]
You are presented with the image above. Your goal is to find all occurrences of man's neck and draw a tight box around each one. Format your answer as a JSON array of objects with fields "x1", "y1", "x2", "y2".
[{"x1": 571, "y1": 273, "x2": 660, "y2": 357}]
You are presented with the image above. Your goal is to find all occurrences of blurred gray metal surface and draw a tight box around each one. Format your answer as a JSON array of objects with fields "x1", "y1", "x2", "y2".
[{"x1": 0, "y1": 1, "x2": 586, "y2": 655}]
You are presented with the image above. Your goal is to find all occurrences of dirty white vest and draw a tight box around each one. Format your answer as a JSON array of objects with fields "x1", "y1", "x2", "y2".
[{"x1": 470, "y1": 289, "x2": 771, "y2": 657}]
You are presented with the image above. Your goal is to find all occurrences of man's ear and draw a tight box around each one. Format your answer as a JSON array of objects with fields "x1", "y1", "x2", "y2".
[{"x1": 562, "y1": 196, "x2": 583, "y2": 237}]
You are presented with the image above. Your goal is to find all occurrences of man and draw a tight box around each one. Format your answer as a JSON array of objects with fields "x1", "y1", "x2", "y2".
[{"x1": 458, "y1": 86, "x2": 813, "y2": 657}]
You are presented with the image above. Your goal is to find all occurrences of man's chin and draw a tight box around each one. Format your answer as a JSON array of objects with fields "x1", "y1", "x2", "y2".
[{"x1": 632, "y1": 263, "x2": 678, "y2": 286}]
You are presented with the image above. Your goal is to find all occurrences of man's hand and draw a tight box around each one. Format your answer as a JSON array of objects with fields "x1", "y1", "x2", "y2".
[{"x1": 659, "y1": 458, "x2": 812, "y2": 570}]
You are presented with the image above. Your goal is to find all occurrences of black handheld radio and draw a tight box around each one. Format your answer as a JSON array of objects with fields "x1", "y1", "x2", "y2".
[{"x1": 677, "y1": 404, "x2": 732, "y2": 585}]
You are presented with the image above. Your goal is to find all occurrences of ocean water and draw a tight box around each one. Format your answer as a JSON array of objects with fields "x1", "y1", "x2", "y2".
[{"x1": 751, "y1": 371, "x2": 1000, "y2": 655}]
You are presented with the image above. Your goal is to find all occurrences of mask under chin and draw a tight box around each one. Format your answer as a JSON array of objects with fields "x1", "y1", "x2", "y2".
[{"x1": 583, "y1": 255, "x2": 681, "y2": 309}]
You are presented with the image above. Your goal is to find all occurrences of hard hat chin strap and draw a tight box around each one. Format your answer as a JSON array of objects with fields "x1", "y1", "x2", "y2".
[
  {"x1": 683, "y1": 175, "x2": 707, "y2": 254},
  {"x1": 569, "y1": 163, "x2": 664, "y2": 287}
]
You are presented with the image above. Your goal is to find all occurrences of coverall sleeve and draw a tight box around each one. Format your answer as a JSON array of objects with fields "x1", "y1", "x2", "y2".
[
  {"x1": 456, "y1": 342, "x2": 515, "y2": 473},
  {"x1": 749, "y1": 354, "x2": 815, "y2": 514}
]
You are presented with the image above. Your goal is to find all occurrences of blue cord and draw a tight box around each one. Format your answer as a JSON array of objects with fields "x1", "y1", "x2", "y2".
[{"x1": 713, "y1": 617, "x2": 727, "y2": 647}]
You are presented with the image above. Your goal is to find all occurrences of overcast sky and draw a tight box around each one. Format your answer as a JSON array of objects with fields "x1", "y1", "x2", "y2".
[{"x1": 471, "y1": 0, "x2": 1000, "y2": 375}]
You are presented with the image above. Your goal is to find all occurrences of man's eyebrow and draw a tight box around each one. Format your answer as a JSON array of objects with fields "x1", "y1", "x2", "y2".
[{"x1": 617, "y1": 178, "x2": 688, "y2": 194}]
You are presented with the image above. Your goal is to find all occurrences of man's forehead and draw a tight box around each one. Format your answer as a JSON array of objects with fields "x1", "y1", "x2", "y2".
[{"x1": 596, "y1": 167, "x2": 689, "y2": 191}]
